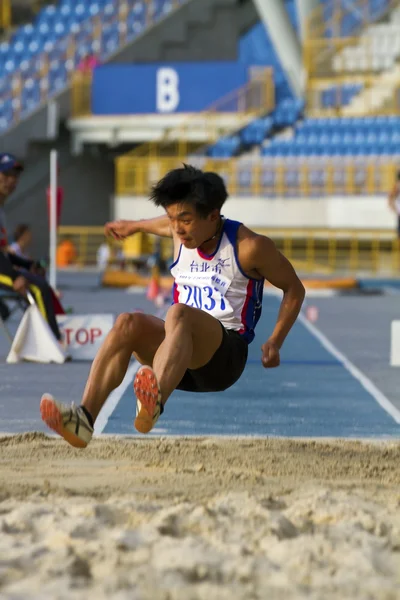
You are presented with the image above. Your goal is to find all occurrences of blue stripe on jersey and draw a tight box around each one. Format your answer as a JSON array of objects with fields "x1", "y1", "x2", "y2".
[
  {"x1": 241, "y1": 278, "x2": 264, "y2": 344},
  {"x1": 224, "y1": 218, "x2": 264, "y2": 344}
]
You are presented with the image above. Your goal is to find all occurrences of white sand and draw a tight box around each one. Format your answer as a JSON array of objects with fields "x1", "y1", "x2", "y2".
[{"x1": 0, "y1": 434, "x2": 399, "y2": 599}]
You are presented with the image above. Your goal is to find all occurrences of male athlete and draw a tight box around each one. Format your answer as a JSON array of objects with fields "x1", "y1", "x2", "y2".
[{"x1": 40, "y1": 165, "x2": 305, "y2": 447}]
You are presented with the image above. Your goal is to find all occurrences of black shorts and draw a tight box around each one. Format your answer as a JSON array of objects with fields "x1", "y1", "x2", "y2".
[{"x1": 176, "y1": 324, "x2": 248, "y2": 393}]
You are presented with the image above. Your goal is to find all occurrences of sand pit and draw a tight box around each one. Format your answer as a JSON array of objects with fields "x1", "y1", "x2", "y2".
[{"x1": 0, "y1": 434, "x2": 399, "y2": 599}]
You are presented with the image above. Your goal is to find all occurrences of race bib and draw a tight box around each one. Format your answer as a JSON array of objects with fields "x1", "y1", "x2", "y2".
[{"x1": 175, "y1": 272, "x2": 231, "y2": 314}]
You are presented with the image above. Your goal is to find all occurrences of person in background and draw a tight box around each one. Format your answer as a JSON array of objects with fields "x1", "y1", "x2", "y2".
[
  {"x1": 0, "y1": 152, "x2": 64, "y2": 340},
  {"x1": 56, "y1": 237, "x2": 77, "y2": 268},
  {"x1": 77, "y1": 54, "x2": 100, "y2": 73},
  {"x1": 387, "y1": 169, "x2": 400, "y2": 238},
  {"x1": 8, "y1": 223, "x2": 32, "y2": 260}
]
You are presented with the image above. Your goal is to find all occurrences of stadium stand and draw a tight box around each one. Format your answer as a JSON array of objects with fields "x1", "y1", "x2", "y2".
[{"x1": 0, "y1": 0, "x2": 189, "y2": 132}]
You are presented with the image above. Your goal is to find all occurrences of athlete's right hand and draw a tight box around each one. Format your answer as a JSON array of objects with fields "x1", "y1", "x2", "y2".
[
  {"x1": 13, "y1": 275, "x2": 28, "y2": 296},
  {"x1": 104, "y1": 220, "x2": 138, "y2": 240}
]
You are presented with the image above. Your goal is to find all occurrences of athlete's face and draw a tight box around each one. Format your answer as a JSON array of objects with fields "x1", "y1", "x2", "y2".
[
  {"x1": 0, "y1": 169, "x2": 20, "y2": 200},
  {"x1": 166, "y1": 203, "x2": 220, "y2": 249}
]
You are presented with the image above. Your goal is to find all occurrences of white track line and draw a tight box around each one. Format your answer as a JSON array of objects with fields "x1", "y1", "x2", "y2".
[
  {"x1": 94, "y1": 306, "x2": 167, "y2": 435},
  {"x1": 94, "y1": 360, "x2": 141, "y2": 435},
  {"x1": 299, "y1": 312, "x2": 400, "y2": 425}
]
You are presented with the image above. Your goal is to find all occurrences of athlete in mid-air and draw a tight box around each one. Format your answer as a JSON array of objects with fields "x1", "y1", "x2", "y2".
[{"x1": 40, "y1": 165, "x2": 305, "y2": 446}]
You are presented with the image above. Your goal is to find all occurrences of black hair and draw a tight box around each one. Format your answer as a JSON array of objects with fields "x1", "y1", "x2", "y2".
[
  {"x1": 150, "y1": 164, "x2": 228, "y2": 218},
  {"x1": 397, "y1": 170, "x2": 400, "y2": 181},
  {"x1": 13, "y1": 223, "x2": 30, "y2": 241}
]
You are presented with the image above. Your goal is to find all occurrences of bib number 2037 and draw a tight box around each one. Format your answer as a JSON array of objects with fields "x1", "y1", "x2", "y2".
[{"x1": 183, "y1": 285, "x2": 225, "y2": 312}]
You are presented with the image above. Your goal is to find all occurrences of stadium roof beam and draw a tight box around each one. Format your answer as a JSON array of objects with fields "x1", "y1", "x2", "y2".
[
  {"x1": 252, "y1": 0, "x2": 305, "y2": 98},
  {"x1": 295, "y1": 0, "x2": 320, "y2": 43}
]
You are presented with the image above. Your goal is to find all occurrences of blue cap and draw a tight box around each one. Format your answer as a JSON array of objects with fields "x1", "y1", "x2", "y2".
[{"x1": 0, "y1": 153, "x2": 23, "y2": 173}]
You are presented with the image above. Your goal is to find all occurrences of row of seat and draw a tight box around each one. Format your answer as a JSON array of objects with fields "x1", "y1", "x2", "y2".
[
  {"x1": 297, "y1": 116, "x2": 400, "y2": 131},
  {"x1": 0, "y1": 1, "x2": 173, "y2": 76},
  {"x1": 208, "y1": 112, "x2": 400, "y2": 158},
  {"x1": 0, "y1": 0, "x2": 184, "y2": 131},
  {"x1": 322, "y1": 0, "x2": 390, "y2": 37},
  {"x1": 206, "y1": 161, "x2": 391, "y2": 195},
  {"x1": 321, "y1": 84, "x2": 363, "y2": 108},
  {"x1": 207, "y1": 99, "x2": 305, "y2": 158}
]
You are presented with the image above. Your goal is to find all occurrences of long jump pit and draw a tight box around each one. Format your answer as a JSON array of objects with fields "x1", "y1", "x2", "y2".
[{"x1": 0, "y1": 434, "x2": 399, "y2": 600}]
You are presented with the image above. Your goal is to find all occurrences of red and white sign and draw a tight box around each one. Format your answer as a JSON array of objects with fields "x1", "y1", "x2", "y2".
[{"x1": 56, "y1": 314, "x2": 114, "y2": 360}]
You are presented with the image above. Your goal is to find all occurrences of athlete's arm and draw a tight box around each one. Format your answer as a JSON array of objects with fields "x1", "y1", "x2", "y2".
[
  {"x1": 105, "y1": 215, "x2": 172, "y2": 240},
  {"x1": 241, "y1": 234, "x2": 305, "y2": 368}
]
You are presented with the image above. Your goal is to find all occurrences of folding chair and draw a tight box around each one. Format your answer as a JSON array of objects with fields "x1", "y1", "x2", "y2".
[{"x1": 0, "y1": 288, "x2": 30, "y2": 345}]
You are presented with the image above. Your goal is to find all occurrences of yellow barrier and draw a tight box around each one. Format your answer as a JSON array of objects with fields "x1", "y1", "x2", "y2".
[
  {"x1": 57, "y1": 226, "x2": 400, "y2": 276},
  {"x1": 115, "y1": 156, "x2": 397, "y2": 197},
  {"x1": 57, "y1": 226, "x2": 173, "y2": 267},
  {"x1": 71, "y1": 72, "x2": 92, "y2": 117},
  {"x1": 0, "y1": 0, "x2": 10, "y2": 29}
]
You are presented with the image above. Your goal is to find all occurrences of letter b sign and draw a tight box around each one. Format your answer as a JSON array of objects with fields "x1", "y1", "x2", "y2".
[{"x1": 157, "y1": 68, "x2": 179, "y2": 113}]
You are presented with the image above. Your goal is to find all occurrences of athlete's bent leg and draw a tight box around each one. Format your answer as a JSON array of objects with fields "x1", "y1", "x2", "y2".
[
  {"x1": 40, "y1": 312, "x2": 165, "y2": 447},
  {"x1": 134, "y1": 303, "x2": 224, "y2": 435},
  {"x1": 153, "y1": 303, "x2": 223, "y2": 404},
  {"x1": 81, "y1": 312, "x2": 165, "y2": 421}
]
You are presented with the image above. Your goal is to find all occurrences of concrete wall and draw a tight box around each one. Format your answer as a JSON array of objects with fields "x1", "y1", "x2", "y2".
[
  {"x1": 112, "y1": 0, "x2": 258, "y2": 63},
  {"x1": 113, "y1": 194, "x2": 396, "y2": 231},
  {"x1": 4, "y1": 133, "x2": 114, "y2": 258}
]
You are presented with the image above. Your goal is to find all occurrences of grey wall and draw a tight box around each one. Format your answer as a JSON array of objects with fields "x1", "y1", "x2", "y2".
[
  {"x1": 4, "y1": 131, "x2": 114, "y2": 258},
  {"x1": 111, "y1": 0, "x2": 258, "y2": 63}
]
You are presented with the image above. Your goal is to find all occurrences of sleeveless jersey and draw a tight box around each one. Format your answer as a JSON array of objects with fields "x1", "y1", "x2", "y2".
[{"x1": 170, "y1": 218, "x2": 264, "y2": 344}]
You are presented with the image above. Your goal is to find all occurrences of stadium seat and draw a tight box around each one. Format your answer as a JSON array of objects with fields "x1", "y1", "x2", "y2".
[{"x1": 0, "y1": 0, "x2": 185, "y2": 131}]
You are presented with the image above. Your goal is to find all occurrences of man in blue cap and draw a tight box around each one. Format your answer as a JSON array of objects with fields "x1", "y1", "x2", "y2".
[{"x1": 0, "y1": 153, "x2": 62, "y2": 342}]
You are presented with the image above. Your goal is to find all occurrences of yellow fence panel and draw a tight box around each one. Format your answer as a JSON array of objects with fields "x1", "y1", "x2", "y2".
[
  {"x1": 116, "y1": 157, "x2": 397, "y2": 197},
  {"x1": 58, "y1": 226, "x2": 400, "y2": 276}
]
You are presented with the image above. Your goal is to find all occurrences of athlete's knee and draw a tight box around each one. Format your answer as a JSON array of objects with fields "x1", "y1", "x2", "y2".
[
  {"x1": 113, "y1": 311, "x2": 146, "y2": 342},
  {"x1": 165, "y1": 303, "x2": 192, "y2": 328}
]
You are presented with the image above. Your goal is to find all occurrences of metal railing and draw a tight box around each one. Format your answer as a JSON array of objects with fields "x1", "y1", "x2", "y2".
[
  {"x1": 115, "y1": 156, "x2": 397, "y2": 197},
  {"x1": 57, "y1": 226, "x2": 400, "y2": 276}
]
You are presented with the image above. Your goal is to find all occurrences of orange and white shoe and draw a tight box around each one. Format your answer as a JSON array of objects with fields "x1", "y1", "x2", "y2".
[
  {"x1": 40, "y1": 394, "x2": 93, "y2": 448},
  {"x1": 133, "y1": 366, "x2": 163, "y2": 434}
]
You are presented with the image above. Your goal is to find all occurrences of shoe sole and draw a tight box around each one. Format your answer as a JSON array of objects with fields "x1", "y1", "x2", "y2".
[
  {"x1": 133, "y1": 366, "x2": 161, "y2": 434},
  {"x1": 40, "y1": 395, "x2": 88, "y2": 448}
]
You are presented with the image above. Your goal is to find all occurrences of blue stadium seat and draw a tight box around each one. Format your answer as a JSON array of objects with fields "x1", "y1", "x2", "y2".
[{"x1": 0, "y1": 0, "x2": 184, "y2": 130}]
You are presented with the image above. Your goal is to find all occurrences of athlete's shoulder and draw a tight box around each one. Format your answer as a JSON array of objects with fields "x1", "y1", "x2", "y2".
[
  {"x1": 235, "y1": 224, "x2": 277, "y2": 275},
  {"x1": 237, "y1": 224, "x2": 273, "y2": 253}
]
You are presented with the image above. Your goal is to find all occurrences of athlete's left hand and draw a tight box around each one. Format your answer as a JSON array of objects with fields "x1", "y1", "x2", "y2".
[{"x1": 261, "y1": 340, "x2": 280, "y2": 368}]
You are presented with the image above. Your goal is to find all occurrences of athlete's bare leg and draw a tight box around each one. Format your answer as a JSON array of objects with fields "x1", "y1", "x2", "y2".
[
  {"x1": 153, "y1": 303, "x2": 223, "y2": 405},
  {"x1": 81, "y1": 312, "x2": 165, "y2": 422},
  {"x1": 40, "y1": 305, "x2": 225, "y2": 445}
]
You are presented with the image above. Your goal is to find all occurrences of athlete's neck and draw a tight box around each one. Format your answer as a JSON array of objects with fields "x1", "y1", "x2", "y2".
[{"x1": 198, "y1": 217, "x2": 224, "y2": 255}]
